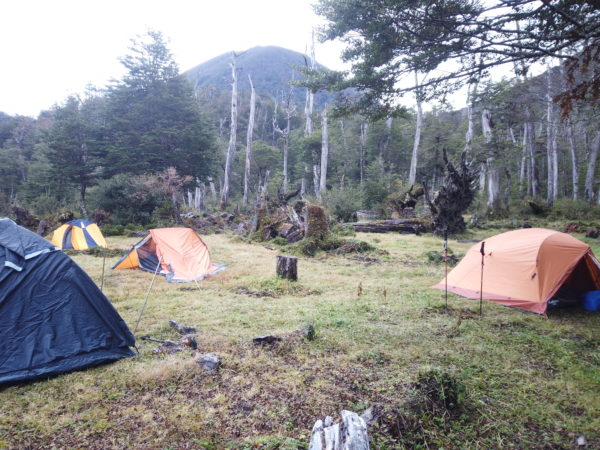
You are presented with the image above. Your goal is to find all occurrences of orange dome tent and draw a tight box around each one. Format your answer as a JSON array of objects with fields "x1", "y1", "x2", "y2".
[
  {"x1": 112, "y1": 228, "x2": 225, "y2": 282},
  {"x1": 432, "y1": 228, "x2": 600, "y2": 314}
]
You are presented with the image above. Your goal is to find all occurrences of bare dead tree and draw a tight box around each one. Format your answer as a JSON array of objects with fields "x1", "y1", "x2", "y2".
[
  {"x1": 220, "y1": 51, "x2": 238, "y2": 209},
  {"x1": 359, "y1": 121, "x2": 368, "y2": 185},
  {"x1": 408, "y1": 71, "x2": 423, "y2": 186},
  {"x1": 318, "y1": 108, "x2": 329, "y2": 201},
  {"x1": 584, "y1": 131, "x2": 600, "y2": 202},
  {"x1": 273, "y1": 86, "x2": 296, "y2": 194},
  {"x1": 304, "y1": 30, "x2": 316, "y2": 136},
  {"x1": 243, "y1": 74, "x2": 256, "y2": 205}
]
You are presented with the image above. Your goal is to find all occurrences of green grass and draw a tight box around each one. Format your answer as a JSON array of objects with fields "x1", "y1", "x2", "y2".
[{"x1": 0, "y1": 230, "x2": 599, "y2": 448}]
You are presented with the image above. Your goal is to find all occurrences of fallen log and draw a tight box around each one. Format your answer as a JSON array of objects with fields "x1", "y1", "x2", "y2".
[{"x1": 343, "y1": 219, "x2": 428, "y2": 234}]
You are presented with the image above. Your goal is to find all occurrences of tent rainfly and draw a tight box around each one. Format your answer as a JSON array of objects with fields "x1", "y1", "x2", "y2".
[
  {"x1": 0, "y1": 218, "x2": 135, "y2": 385},
  {"x1": 431, "y1": 228, "x2": 600, "y2": 314},
  {"x1": 51, "y1": 219, "x2": 107, "y2": 250},
  {"x1": 112, "y1": 228, "x2": 225, "y2": 282}
]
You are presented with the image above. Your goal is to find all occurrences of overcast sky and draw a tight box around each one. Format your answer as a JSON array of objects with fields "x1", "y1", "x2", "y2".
[{"x1": 0, "y1": 0, "x2": 347, "y2": 117}]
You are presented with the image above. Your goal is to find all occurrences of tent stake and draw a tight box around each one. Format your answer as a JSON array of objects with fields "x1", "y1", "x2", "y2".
[
  {"x1": 479, "y1": 241, "x2": 485, "y2": 316},
  {"x1": 133, "y1": 256, "x2": 163, "y2": 334},
  {"x1": 444, "y1": 227, "x2": 448, "y2": 312}
]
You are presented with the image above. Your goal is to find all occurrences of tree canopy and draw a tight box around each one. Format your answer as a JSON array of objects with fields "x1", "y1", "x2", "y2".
[{"x1": 313, "y1": 0, "x2": 600, "y2": 118}]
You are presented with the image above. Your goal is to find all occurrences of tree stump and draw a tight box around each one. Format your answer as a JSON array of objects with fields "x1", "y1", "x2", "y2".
[{"x1": 276, "y1": 255, "x2": 298, "y2": 281}]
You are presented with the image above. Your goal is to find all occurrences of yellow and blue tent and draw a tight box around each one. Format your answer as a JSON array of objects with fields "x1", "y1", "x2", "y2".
[{"x1": 51, "y1": 219, "x2": 107, "y2": 250}]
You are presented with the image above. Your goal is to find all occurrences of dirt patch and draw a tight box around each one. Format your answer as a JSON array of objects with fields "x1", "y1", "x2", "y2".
[{"x1": 235, "y1": 287, "x2": 278, "y2": 298}]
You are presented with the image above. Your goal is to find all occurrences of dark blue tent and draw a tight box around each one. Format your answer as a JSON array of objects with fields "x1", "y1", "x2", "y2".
[{"x1": 0, "y1": 218, "x2": 135, "y2": 385}]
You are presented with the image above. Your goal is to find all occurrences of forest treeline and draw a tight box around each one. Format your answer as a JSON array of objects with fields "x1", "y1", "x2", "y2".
[{"x1": 1, "y1": 3, "x2": 599, "y2": 229}]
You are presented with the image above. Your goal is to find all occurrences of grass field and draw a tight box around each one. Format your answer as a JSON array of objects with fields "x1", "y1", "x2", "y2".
[{"x1": 1, "y1": 230, "x2": 599, "y2": 449}]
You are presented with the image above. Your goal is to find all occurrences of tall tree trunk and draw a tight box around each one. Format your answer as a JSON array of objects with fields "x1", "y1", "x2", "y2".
[
  {"x1": 546, "y1": 67, "x2": 558, "y2": 207},
  {"x1": 584, "y1": 132, "x2": 600, "y2": 202},
  {"x1": 283, "y1": 112, "x2": 290, "y2": 193},
  {"x1": 519, "y1": 123, "x2": 528, "y2": 196},
  {"x1": 313, "y1": 165, "x2": 320, "y2": 198},
  {"x1": 359, "y1": 122, "x2": 368, "y2": 185},
  {"x1": 243, "y1": 75, "x2": 256, "y2": 205},
  {"x1": 380, "y1": 117, "x2": 393, "y2": 160},
  {"x1": 409, "y1": 71, "x2": 422, "y2": 186},
  {"x1": 339, "y1": 120, "x2": 348, "y2": 188},
  {"x1": 208, "y1": 178, "x2": 217, "y2": 203},
  {"x1": 526, "y1": 118, "x2": 538, "y2": 198},
  {"x1": 273, "y1": 89, "x2": 295, "y2": 194},
  {"x1": 304, "y1": 30, "x2": 316, "y2": 136},
  {"x1": 481, "y1": 109, "x2": 501, "y2": 211},
  {"x1": 221, "y1": 52, "x2": 238, "y2": 209},
  {"x1": 318, "y1": 109, "x2": 329, "y2": 201},
  {"x1": 79, "y1": 183, "x2": 89, "y2": 220},
  {"x1": 566, "y1": 122, "x2": 579, "y2": 200}
]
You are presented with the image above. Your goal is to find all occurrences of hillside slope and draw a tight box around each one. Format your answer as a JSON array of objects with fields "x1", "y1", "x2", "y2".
[{"x1": 185, "y1": 45, "x2": 331, "y2": 104}]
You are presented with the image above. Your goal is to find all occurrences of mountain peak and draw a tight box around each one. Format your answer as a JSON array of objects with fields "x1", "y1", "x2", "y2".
[{"x1": 185, "y1": 46, "x2": 329, "y2": 103}]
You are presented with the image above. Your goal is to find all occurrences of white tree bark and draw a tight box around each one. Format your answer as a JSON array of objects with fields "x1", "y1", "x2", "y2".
[
  {"x1": 584, "y1": 131, "x2": 600, "y2": 202},
  {"x1": 519, "y1": 124, "x2": 527, "y2": 187},
  {"x1": 546, "y1": 67, "x2": 558, "y2": 207},
  {"x1": 208, "y1": 178, "x2": 217, "y2": 202},
  {"x1": 526, "y1": 116, "x2": 538, "y2": 198},
  {"x1": 380, "y1": 117, "x2": 393, "y2": 160},
  {"x1": 409, "y1": 71, "x2": 423, "y2": 186},
  {"x1": 481, "y1": 109, "x2": 501, "y2": 211},
  {"x1": 359, "y1": 122, "x2": 368, "y2": 185},
  {"x1": 273, "y1": 89, "x2": 295, "y2": 194},
  {"x1": 566, "y1": 122, "x2": 579, "y2": 200},
  {"x1": 243, "y1": 74, "x2": 256, "y2": 205},
  {"x1": 313, "y1": 164, "x2": 320, "y2": 198},
  {"x1": 464, "y1": 80, "x2": 479, "y2": 154},
  {"x1": 220, "y1": 52, "x2": 238, "y2": 208},
  {"x1": 318, "y1": 108, "x2": 329, "y2": 201},
  {"x1": 339, "y1": 119, "x2": 348, "y2": 188},
  {"x1": 304, "y1": 30, "x2": 316, "y2": 136}
]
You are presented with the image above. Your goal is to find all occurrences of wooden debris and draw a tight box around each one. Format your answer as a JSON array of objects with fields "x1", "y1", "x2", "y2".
[
  {"x1": 168, "y1": 320, "x2": 197, "y2": 335},
  {"x1": 252, "y1": 335, "x2": 282, "y2": 346},
  {"x1": 308, "y1": 410, "x2": 370, "y2": 450},
  {"x1": 276, "y1": 255, "x2": 298, "y2": 281},
  {"x1": 344, "y1": 218, "x2": 427, "y2": 234},
  {"x1": 356, "y1": 210, "x2": 378, "y2": 221},
  {"x1": 423, "y1": 148, "x2": 476, "y2": 234}
]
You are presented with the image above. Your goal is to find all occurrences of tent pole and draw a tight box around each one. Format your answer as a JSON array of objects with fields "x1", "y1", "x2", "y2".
[
  {"x1": 479, "y1": 241, "x2": 485, "y2": 316},
  {"x1": 133, "y1": 256, "x2": 163, "y2": 334},
  {"x1": 444, "y1": 227, "x2": 448, "y2": 312},
  {"x1": 100, "y1": 252, "x2": 106, "y2": 292}
]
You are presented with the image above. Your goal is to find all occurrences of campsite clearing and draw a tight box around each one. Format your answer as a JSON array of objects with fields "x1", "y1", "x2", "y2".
[{"x1": 1, "y1": 231, "x2": 599, "y2": 448}]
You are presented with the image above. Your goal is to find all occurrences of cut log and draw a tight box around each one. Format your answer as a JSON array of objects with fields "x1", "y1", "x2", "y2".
[
  {"x1": 276, "y1": 255, "x2": 298, "y2": 281},
  {"x1": 344, "y1": 219, "x2": 428, "y2": 234}
]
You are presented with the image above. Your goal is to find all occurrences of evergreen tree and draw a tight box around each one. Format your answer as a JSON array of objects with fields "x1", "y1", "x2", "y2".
[
  {"x1": 45, "y1": 94, "x2": 106, "y2": 218},
  {"x1": 105, "y1": 31, "x2": 217, "y2": 179}
]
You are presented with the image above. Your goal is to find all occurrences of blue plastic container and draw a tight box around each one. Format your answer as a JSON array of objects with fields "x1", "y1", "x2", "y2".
[{"x1": 582, "y1": 290, "x2": 600, "y2": 311}]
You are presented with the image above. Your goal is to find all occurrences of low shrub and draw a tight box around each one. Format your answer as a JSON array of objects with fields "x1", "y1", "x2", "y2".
[{"x1": 101, "y1": 224, "x2": 125, "y2": 236}]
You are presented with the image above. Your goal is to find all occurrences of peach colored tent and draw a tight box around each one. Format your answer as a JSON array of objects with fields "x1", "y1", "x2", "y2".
[
  {"x1": 113, "y1": 228, "x2": 225, "y2": 282},
  {"x1": 432, "y1": 228, "x2": 600, "y2": 314}
]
